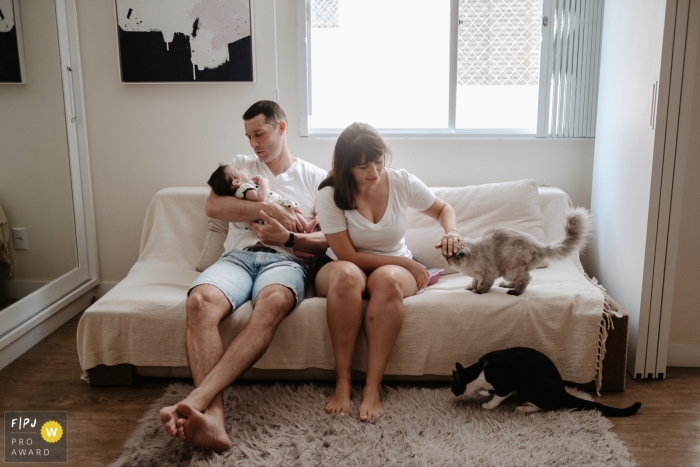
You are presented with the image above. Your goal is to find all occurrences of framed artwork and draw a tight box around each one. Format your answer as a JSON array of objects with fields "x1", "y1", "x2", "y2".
[
  {"x1": 0, "y1": 0, "x2": 26, "y2": 84},
  {"x1": 115, "y1": 0, "x2": 254, "y2": 83}
]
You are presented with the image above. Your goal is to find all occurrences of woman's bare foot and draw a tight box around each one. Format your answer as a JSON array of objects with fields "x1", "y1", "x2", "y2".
[
  {"x1": 159, "y1": 404, "x2": 181, "y2": 437},
  {"x1": 359, "y1": 385, "x2": 383, "y2": 422},
  {"x1": 174, "y1": 402, "x2": 232, "y2": 452},
  {"x1": 325, "y1": 379, "x2": 352, "y2": 415}
]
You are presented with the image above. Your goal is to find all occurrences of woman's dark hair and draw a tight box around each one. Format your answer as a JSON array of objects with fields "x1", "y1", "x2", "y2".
[
  {"x1": 207, "y1": 164, "x2": 236, "y2": 196},
  {"x1": 318, "y1": 122, "x2": 391, "y2": 210}
]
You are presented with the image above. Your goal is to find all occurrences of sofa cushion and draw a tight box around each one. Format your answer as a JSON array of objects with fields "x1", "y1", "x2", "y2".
[
  {"x1": 404, "y1": 179, "x2": 547, "y2": 274},
  {"x1": 78, "y1": 259, "x2": 605, "y2": 386},
  {"x1": 196, "y1": 218, "x2": 228, "y2": 272}
]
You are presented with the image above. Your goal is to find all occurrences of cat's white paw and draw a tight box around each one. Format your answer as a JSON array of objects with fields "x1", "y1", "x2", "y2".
[
  {"x1": 481, "y1": 402, "x2": 495, "y2": 410},
  {"x1": 478, "y1": 390, "x2": 491, "y2": 397}
]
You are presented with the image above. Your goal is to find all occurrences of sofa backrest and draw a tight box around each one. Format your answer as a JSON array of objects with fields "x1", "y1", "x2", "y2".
[
  {"x1": 138, "y1": 182, "x2": 580, "y2": 274},
  {"x1": 405, "y1": 179, "x2": 548, "y2": 273},
  {"x1": 139, "y1": 187, "x2": 213, "y2": 271}
]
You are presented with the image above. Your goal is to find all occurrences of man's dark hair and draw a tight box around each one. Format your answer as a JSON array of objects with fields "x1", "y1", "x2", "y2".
[
  {"x1": 242, "y1": 100, "x2": 287, "y2": 127},
  {"x1": 207, "y1": 164, "x2": 236, "y2": 196}
]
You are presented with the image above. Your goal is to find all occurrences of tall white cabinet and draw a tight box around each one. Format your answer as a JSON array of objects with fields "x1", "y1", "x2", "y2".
[{"x1": 589, "y1": 0, "x2": 695, "y2": 379}]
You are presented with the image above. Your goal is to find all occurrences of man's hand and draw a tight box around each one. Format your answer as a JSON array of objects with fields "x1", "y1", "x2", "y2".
[
  {"x1": 261, "y1": 202, "x2": 302, "y2": 232},
  {"x1": 249, "y1": 210, "x2": 292, "y2": 245}
]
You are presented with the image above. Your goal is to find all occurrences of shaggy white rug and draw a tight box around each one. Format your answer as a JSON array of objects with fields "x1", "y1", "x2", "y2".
[{"x1": 110, "y1": 382, "x2": 635, "y2": 467}]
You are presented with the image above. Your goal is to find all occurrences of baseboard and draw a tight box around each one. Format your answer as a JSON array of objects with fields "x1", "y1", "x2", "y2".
[
  {"x1": 0, "y1": 287, "x2": 96, "y2": 372},
  {"x1": 667, "y1": 343, "x2": 700, "y2": 367}
]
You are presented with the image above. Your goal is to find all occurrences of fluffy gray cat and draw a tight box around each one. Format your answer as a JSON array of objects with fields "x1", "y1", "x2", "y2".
[{"x1": 445, "y1": 207, "x2": 591, "y2": 296}]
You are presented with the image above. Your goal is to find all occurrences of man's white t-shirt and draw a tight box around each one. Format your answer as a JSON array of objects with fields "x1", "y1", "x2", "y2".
[
  {"x1": 316, "y1": 168, "x2": 436, "y2": 260},
  {"x1": 223, "y1": 154, "x2": 327, "y2": 256}
]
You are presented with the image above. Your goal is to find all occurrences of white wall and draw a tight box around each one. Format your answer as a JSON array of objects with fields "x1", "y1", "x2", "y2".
[{"x1": 75, "y1": 0, "x2": 595, "y2": 285}]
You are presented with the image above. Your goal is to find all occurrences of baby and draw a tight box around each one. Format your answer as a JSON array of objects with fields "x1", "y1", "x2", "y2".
[{"x1": 207, "y1": 163, "x2": 318, "y2": 233}]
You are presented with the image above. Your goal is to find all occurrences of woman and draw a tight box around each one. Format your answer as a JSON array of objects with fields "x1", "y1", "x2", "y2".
[{"x1": 315, "y1": 122, "x2": 462, "y2": 421}]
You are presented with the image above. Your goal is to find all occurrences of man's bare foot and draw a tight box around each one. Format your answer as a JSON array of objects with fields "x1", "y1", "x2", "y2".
[
  {"x1": 359, "y1": 385, "x2": 383, "y2": 422},
  {"x1": 174, "y1": 402, "x2": 232, "y2": 452},
  {"x1": 325, "y1": 379, "x2": 352, "y2": 415},
  {"x1": 159, "y1": 404, "x2": 181, "y2": 437}
]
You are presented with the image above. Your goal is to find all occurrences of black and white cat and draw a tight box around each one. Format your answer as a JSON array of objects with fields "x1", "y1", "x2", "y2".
[{"x1": 452, "y1": 347, "x2": 641, "y2": 417}]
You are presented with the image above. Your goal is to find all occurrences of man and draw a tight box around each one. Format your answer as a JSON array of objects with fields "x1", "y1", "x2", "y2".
[{"x1": 159, "y1": 101, "x2": 328, "y2": 451}]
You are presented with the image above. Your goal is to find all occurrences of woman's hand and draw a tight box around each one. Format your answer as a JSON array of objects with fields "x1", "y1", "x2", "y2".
[
  {"x1": 402, "y1": 258, "x2": 430, "y2": 289},
  {"x1": 435, "y1": 230, "x2": 462, "y2": 257}
]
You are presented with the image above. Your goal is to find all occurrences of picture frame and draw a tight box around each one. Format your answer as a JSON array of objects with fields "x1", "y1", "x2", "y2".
[
  {"x1": 114, "y1": 0, "x2": 255, "y2": 83},
  {"x1": 0, "y1": 0, "x2": 27, "y2": 84}
]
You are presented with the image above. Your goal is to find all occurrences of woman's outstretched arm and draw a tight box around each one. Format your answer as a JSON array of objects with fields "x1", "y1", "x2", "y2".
[{"x1": 419, "y1": 198, "x2": 462, "y2": 257}]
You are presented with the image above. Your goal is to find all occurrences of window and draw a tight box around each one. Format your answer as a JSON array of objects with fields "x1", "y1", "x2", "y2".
[
  {"x1": 298, "y1": 0, "x2": 604, "y2": 137},
  {"x1": 456, "y1": 0, "x2": 542, "y2": 131},
  {"x1": 307, "y1": 0, "x2": 452, "y2": 130}
]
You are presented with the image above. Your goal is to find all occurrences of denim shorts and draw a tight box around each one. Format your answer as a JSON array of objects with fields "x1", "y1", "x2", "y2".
[{"x1": 189, "y1": 249, "x2": 307, "y2": 310}]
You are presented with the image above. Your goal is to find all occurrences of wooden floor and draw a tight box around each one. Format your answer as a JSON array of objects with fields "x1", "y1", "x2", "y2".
[{"x1": 1, "y1": 311, "x2": 699, "y2": 466}]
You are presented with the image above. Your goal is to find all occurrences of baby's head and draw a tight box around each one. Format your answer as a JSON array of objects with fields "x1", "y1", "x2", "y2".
[{"x1": 207, "y1": 164, "x2": 251, "y2": 196}]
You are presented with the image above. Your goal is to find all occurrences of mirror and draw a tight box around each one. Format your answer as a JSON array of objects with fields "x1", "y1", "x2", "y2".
[{"x1": 0, "y1": 0, "x2": 78, "y2": 312}]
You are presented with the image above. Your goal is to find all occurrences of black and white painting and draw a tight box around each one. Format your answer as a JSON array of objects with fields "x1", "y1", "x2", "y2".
[
  {"x1": 115, "y1": 0, "x2": 253, "y2": 83},
  {"x1": 0, "y1": 0, "x2": 26, "y2": 84}
]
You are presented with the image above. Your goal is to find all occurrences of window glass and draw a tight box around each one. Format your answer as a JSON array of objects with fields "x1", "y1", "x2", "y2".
[
  {"x1": 309, "y1": 0, "x2": 452, "y2": 130},
  {"x1": 455, "y1": 0, "x2": 542, "y2": 131}
]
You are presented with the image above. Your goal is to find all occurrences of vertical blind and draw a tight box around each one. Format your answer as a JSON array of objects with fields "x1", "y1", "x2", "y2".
[{"x1": 538, "y1": 0, "x2": 605, "y2": 137}]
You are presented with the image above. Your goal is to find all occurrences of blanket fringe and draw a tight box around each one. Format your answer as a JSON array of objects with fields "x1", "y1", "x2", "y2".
[
  {"x1": 80, "y1": 370, "x2": 90, "y2": 385},
  {"x1": 586, "y1": 273, "x2": 623, "y2": 395}
]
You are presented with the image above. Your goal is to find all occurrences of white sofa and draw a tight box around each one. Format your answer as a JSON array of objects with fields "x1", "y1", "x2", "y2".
[{"x1": 77, "y1": 180, "x2": 628, "y2": 391}]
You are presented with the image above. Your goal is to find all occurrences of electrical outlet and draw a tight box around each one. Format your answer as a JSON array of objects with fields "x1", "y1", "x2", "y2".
[{"x1": 12, "y1": 228, "x2": 28, "y2": 250}]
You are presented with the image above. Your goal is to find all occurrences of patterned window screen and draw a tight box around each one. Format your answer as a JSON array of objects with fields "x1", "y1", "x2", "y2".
[
  {"x1": 458, "y1": 0, "x2": 543, "y2": 86},
  {"x1": 311, "y1": 0, "x2": 340, "y2": 29}
]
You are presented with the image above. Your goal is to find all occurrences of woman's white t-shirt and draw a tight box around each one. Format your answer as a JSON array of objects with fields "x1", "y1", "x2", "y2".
[{"x1": 316, "y1": 168, "x2": 436, "y2": 260}]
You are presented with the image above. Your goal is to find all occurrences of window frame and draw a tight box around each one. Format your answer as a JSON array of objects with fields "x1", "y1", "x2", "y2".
[{"x1": 297, "y1": 0, "x2": 550, "y2": 137}]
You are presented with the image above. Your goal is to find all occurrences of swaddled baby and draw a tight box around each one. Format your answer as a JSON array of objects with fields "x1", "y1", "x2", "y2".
[{"x1": 208, "y1": 163, "x2": 318, "y2": 233}]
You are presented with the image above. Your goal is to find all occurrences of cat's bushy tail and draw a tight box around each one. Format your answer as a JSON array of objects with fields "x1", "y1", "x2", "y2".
[
  {"x1": 564, "y1": 393, "x2": 641, "y2": 417},
  {"x1": 544, "y1": 207, "x2": 591, "y2": 260}
]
